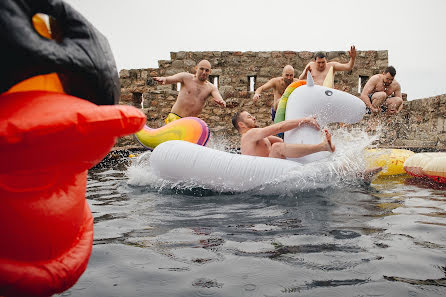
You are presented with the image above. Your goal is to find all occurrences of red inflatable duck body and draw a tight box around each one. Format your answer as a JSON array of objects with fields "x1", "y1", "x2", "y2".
[{"x1": 0, "y1": 0, "x2": 146, "y2": 296}]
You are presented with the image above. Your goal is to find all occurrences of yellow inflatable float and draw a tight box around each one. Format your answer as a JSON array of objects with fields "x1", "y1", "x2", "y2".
[
  {"x1": 365, "y1": 148, "x2": 415, "y2": 176},
  {"x1": 404, "y1": 152, "x2": 446, "y2": 183}
]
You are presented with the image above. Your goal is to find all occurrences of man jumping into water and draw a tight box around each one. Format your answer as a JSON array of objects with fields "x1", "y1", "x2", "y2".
[
  {"x1": 232, "y1": 111, "x2": 335, "y2": 159},
  {"x1": 359, "y1": 66, "x2": 403, "y2": 114},
  {"x1": 299, "y1": 46, "x2": 356, "y2": 86},
  {"x1": 252, "y1": 65, "x2": 299, "y2": 121},
  {"x1": 153, "y1": 60, "x2": 226, "y2": 124}
]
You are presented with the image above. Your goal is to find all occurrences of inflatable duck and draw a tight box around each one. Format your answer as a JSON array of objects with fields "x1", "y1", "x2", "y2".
[{"x1": 0, "y1": 1, "x2": 146, "y2": 296}]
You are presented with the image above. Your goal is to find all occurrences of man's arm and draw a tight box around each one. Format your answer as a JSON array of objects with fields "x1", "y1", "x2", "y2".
[
  {"x1": 211, "y1": 84, "x2": 226, "y2": 107},
  {"x1": 246, "y1": 116, "x2": 320, "y2": 142},
  {"x1": 153, "y1": 72, "x2": 190, "y2": 85},
  {"x1": 393, "y1": 83, "x2": 403, "y2": 112},
  {"x1": 393, "y1": 83, "x2": 402, "y2": 99},
  {"x1": 253, "y1": 78, "x2": 277, "y2": 102},
  {"x1": 299, "y1": 63, "x2": 312, "y2": 80},
  {"x1": 332, "y1": 45, "x2": 356, "y2": 72},
  {"x1": 360, "y1": 76, "x2": 379, "y2": 113}
]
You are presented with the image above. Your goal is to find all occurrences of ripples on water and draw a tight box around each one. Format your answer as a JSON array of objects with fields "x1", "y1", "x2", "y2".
[{"x1": 60, "y1": 129, "x2": 446, "y2": 297}]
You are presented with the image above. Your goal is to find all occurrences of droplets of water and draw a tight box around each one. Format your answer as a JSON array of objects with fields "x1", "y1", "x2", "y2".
[{"x1": 126, "y1": 127, "x2": 382, "y2": 194}]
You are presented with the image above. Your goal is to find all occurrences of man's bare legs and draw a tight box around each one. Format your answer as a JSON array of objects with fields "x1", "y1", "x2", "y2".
[
  {"x1": 386, "y1": 97, "x2": 403, "y2": 114},
  {"x1": 269, "y1": 129, "x2": 335, "y2": 159},
  {"x1": 371, "y1": 92, "x2": 403, "y2": 114}
]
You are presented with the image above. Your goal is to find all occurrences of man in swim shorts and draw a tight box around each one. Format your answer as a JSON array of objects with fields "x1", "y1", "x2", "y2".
[
  {"x1": 252, "y1": 65, "x2": 298, "y2": 121},
  {"x1": 232, "y1": 111, "x2": 335, "y2": 159},
  {"x1": 299, "y1": 46, "x2": 356, "y2": 86},
  {"x1": 359, "y1": 66, "x2": 403, "y2": 114},
  {"x1": 153, "y1": 60, "x2": 226, "y2": 124}
]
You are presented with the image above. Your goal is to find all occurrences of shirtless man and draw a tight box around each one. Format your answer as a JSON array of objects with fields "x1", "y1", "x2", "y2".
[
  {"x1": 232, "y1": 110, "x2": 382, "y2": 182},
  {"x1": 153, "y1": 60, "x2": 226, "y2": 124},
  {"x1": 299, "y1": 46, "x2": 357, "y2": 86},
  {"x1": 252, "y1": 65, "x2": 299, "y2": 121},
  {"x1": 359, "y1": 66, "x2": 403, "y2": 114},
  {"x1": 232, "y1": 111, "x2": 334, "y2": 159}
]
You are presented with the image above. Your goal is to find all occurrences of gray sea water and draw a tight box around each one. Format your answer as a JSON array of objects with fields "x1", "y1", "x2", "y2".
[{"x1": 59, "y1": 131, "x2": 446, "y2": 297}]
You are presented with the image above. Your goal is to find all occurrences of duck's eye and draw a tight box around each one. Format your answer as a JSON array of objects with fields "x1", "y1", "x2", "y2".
[{"x1": 325, "y1": 90, "x2": 333, "y2": 96}]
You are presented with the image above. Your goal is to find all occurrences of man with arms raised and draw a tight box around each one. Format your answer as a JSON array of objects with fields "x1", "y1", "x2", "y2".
[
  {"x1": 154, "y1": 59, "x2": 226, "y2": 123},
  {"x1": 359, "y1": 66, "x2": 403, "y2": 114},
  {"x1": 252, "y1": 65, "x2": 298, "y2": 121},
  {"x1": 232, "y1": 111, "x2": 335, "y2": 159},
  {"x1": 299, "y1": 46, "x2": 356, "y2": 86}
]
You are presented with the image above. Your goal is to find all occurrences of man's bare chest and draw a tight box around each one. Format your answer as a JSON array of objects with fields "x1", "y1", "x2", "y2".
[{"x1": 374, "y1": 82, "x2": 396, "y2": 95}]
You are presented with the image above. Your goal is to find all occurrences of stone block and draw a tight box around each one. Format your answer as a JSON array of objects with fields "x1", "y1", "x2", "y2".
[
  {"x1": 184, "y1": 59, "x2": 196, "y2": 68},
  {"x1": 165, "y1": 68, "x2": 183, "y2": 76},
  {"x1": 377, "y1": 50, "x2": 388, "y2": 60},
  {"x1": 258, "y1": 52, "x2": 272, "y2": 58},
  {"x1": 212, "y1": 68, "x2": 222, "y2": 76},
  {"x1": 171, "y1": 60, "x2": 184, "y2": 68},
  {"x1": 119, "y1": 69, "x2": 130, "y2": 78},
  {"x1": 158, "y1": 60, "x2": 172, "y2": 68},
  {"x1": 298, "y1": 51, "x2": 313, "y2": 60}
]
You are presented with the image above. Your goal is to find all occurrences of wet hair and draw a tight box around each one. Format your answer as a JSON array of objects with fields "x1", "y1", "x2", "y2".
[
  {"x1": 314, "y1": 52, "x2": 326, "y2": 60},
  {"x1": 232, "y1": 111, "x2": 243, "y2": 132},
  {"x1": 384, "y1": 66, "x2": 396, "y2": 77}
]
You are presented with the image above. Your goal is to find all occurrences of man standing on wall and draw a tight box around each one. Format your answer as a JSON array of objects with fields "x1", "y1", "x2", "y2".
[
  {"x1": 252, "y1": 65, "x2": 299, "y2": 121},
  {"x1": 298, "y1": 46, "x2": 357, "y2": 86},
  {"x1": 359, "y1": 66, "x2": 403, "y2": 114},
  {"x1": 153, "y1": 59, "x2": 226, "y2": 124}
]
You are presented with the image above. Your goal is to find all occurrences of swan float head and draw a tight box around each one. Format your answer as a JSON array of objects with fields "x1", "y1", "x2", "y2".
[{"x1": 284, "y1": 71, "x2": 366, "y2": 163}]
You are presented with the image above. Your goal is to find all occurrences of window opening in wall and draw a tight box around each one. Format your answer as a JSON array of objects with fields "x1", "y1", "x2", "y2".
[
  {"x1": 358, "y1": 75, "x2": 369, "y2": 93},
  {"x1": 209, "y1": 75, "x2": 219, "y2": 88},
  {"x1": 248, "y1": 76, "x2": 256, "y2": 92},
  {"x1": 132, "y1": 92, "x2": 142, "y2": 108}
]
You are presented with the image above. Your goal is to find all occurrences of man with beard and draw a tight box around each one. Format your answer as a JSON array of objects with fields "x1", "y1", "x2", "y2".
[
  {"x1": 299, "y1": 46, "x2": 357, "y2": 86},
  {"x1": 252, "y1": 65, "x2": 298, "y2": 121},
  {"x1": 232, "y1": 111, "x2": 334, "y2": 158},
  {"x1": 153, "y1": 60, "x2": 226, "y2": 123},
  {"x1": 359, "y1": 66, "x2": 403, "y2": 114}
]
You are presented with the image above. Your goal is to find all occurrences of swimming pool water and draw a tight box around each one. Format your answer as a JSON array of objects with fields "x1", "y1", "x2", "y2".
[{"x1": 58, "y1": 162, "x2": 446, "y2": 297}]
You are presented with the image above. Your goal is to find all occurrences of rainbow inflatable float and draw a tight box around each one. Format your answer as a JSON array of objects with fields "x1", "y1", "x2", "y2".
[
  {"x1": 135, "y1": 117, "x2": 210, "y2": 150},
  {"x1": 404, "y1": 152, "x2": 446, "y2": 183},
  {"x1": 0, "y1": 1, "x2": 146, "y2": 296}
]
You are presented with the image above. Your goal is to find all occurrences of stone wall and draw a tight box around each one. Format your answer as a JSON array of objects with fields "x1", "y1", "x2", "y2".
[
  {"x1": 363, "y1": 94, "x2": 446, "y2": 151},
  {"x1": 117, "y1": 51, "x2": 445, "y2": 151}
]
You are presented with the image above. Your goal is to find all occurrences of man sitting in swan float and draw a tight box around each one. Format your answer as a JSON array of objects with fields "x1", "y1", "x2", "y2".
[{"x1": 232, "y1": 112, "x2": 335, "y2": 159}]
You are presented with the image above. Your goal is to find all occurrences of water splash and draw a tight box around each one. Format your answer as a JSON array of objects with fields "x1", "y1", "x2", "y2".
[{"x1": 126, "y1": 127, "x2": 382, "y2": 194}]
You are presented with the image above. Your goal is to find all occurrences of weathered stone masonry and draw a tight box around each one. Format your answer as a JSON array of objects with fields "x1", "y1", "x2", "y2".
[{"x1": 117, "y1": 50, "x2": 446, "y2": 151}]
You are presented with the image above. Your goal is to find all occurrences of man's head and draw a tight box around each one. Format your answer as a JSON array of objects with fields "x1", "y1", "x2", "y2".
[
  {"x1": 314, "y1": 52, "x2": 327, "y2": 72},
  {"x1": 382, "y1": 66, "x2": 396, "y2": 87},
  {"x1": 232, "y1": 111, "x2": 257, "y2": 133},
  {"x1": 195, "y1": 60, "x2": 212, "y2": 81},
  {"x1": 282, "y1": 65, "x2": 295, "y2": 85}
]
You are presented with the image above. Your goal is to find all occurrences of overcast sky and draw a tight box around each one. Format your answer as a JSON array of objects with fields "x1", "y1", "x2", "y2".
[{"x1": 65, "y1": 0, "x2": 446, "y2": 100}]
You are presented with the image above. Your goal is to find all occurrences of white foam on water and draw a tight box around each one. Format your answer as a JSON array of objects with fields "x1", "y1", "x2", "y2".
[{"x1": 126, "y1": 127, "x2": 382, "y2": 193}]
